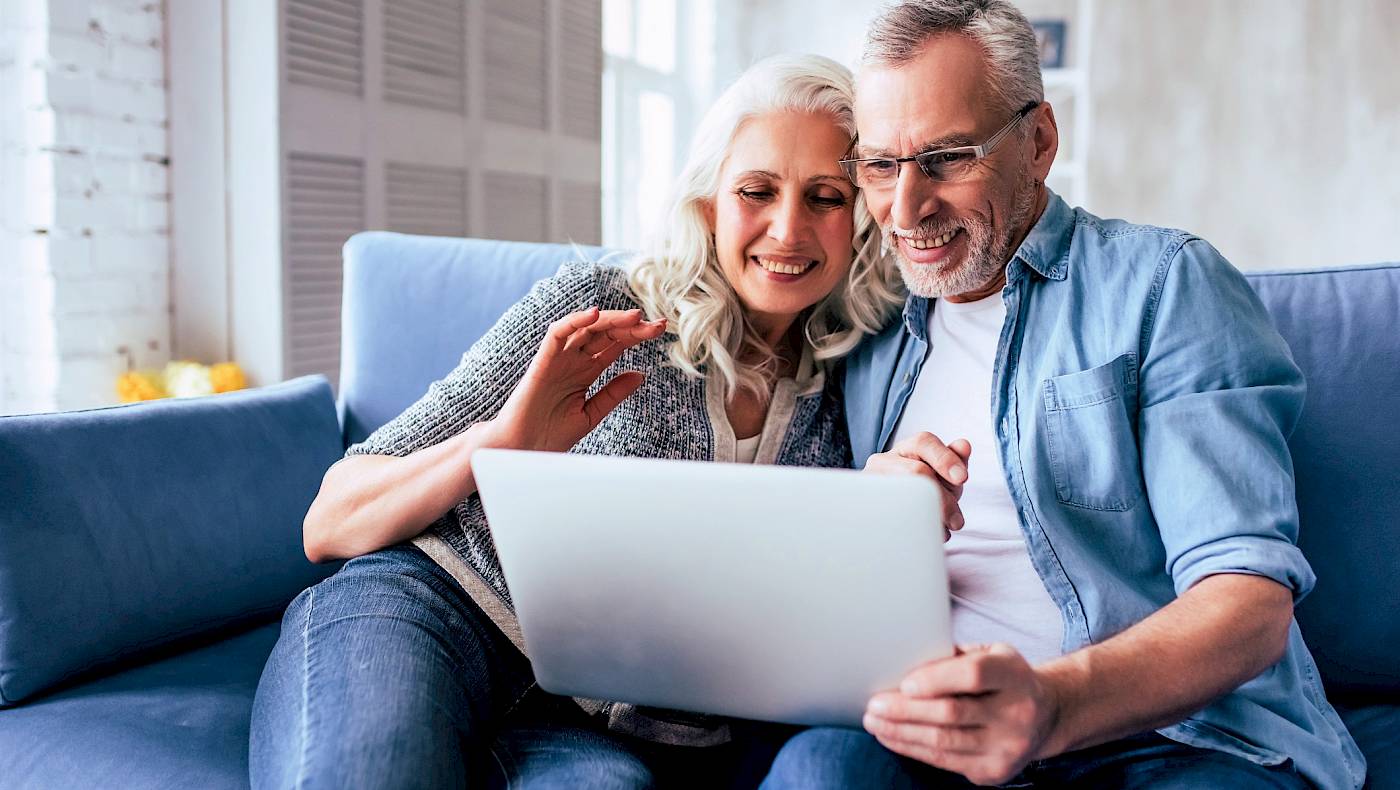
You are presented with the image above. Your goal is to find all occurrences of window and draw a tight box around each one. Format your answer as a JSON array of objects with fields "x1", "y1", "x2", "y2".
[{"x1": 601, "y1": 0, "x2": 714, "y2": 251}]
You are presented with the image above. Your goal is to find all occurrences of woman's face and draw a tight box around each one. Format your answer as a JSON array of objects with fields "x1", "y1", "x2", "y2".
[{"x1": 706, "y1": 110, "x2": 857, "y2": 340}]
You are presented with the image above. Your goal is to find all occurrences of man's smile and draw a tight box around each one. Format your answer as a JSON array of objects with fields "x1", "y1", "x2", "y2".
[{"x1": 897, "y1": 228, "x2": 964, "y2": 265}]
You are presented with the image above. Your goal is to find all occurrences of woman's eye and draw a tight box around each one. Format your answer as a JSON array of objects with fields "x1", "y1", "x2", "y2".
[
  {"x1": 738, "y1": 189, "x2": 774, "y2": 202},
  {"x1": 809, "y1": 194, "x2": 849, "y2": 209}
]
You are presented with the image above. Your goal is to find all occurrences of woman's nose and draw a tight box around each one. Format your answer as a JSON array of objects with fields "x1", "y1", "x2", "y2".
[{"x1": 767, "y1": 195, "x2": 810, "y2": 247}]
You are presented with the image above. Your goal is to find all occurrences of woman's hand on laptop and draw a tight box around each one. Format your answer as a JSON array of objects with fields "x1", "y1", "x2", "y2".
[
  {"x1": 863, "y1": 432, "x2": 971, "y2": 540},
  {"x1": 476, "y1": 307, "x2": 667, "y2": 453}
]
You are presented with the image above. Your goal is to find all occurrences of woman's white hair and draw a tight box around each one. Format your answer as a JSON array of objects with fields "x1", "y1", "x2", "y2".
[{"x1": 626, "y1": 53, "x2": 905, "y2": 404}]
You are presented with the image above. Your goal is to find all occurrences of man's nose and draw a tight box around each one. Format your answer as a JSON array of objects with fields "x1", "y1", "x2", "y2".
[{"x1": 889, "y1": 163, "x2": 941, "y2": 233}]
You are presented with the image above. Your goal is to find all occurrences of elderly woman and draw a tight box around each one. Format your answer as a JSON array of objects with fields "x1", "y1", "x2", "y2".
[{"x1": 249, "y1": 54, "x2": 905, "y2": 788}]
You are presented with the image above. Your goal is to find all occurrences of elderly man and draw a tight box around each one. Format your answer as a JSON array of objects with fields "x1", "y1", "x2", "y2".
[{"x1": 761, "y1": 2, "x2": 1363, "y2": 789}]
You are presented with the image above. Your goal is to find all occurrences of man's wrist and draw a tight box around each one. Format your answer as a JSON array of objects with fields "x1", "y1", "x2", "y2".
[{"x1": 1030, "y1": 655, "x2": 1089, "y2": 760}]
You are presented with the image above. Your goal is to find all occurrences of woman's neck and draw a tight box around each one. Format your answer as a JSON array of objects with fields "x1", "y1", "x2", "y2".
[{"x1": 742, "y1": 317, "x2": 802, "y2": 380}]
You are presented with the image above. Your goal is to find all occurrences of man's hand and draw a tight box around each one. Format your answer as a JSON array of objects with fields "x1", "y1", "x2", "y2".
[
  {"x1": 863, "y1": 644, "x2": 1059, "y2": 786},
  {"x1": 863, "y1": 432, "x2": 972, "y2": 540}
]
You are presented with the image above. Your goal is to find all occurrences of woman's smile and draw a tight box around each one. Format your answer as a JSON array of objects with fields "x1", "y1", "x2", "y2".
[{"x1": 751, "y1": 253, "x2": 820, "y2": 278}]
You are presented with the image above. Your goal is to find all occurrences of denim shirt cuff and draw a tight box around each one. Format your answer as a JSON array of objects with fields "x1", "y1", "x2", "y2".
[{"x1": 1171, "y1": 535, "x2": 1318, "y2": 603}]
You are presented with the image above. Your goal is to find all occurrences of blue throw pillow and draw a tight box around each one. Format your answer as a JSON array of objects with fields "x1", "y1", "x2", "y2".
[{"x1": 0, "y1": 376, "x2": 343, "y2": 705}]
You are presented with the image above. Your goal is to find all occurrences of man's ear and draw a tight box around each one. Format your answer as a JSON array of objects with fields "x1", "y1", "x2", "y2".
[{"x1": 1030, "y1": 102, "x2": 1060, "y2": 183}]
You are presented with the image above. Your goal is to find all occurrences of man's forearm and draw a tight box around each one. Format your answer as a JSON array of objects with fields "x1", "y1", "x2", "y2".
[{"x1": 1033, "y1": 573, "x2": 1294, "y2": 759}]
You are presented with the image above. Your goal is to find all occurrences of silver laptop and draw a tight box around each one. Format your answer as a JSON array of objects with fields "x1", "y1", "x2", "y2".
[{"x1": 471, "y1": 448, "x2": 953, "y2": 727}]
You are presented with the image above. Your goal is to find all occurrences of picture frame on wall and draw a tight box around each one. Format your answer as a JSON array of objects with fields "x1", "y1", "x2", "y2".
[{"x1": 1031, "y1": 19, "x2": 1068, "y2": 69}]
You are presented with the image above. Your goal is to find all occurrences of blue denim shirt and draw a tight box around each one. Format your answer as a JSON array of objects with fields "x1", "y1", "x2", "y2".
[{"x1": 844, "y1": 192, "x2": 1364, "y2": 790}]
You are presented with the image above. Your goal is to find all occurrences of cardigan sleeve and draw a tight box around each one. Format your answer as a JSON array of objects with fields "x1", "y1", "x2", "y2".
[{"x1": 345, "y1": 261, "x2": 615, "y2": 459}]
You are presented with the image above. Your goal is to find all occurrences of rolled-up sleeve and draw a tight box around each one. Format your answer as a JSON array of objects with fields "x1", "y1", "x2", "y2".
[{"x1": 1138, "y1": 240, "x2": 1315, "y2": 601}]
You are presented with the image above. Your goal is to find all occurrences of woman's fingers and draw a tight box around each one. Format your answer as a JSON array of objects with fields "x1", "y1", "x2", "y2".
[
  {"x1": 578, "y1": 322, "x2": 656, "y2": 356},
  {"x1": 582, "y1": 371, "x2": 647, "y2": 428},
  {"x1": 541, "y1": 307, "x2": 602, "y2": 356},
  {"x1": 572, "y1": 316, "x2": 668, "y2": 358},
  {"x1": 562, "y1": 309, "x2": 643, "y2": 352}
]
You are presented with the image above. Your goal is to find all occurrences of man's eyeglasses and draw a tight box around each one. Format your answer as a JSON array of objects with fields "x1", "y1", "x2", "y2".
[{"x1": 839, "y1": 101, "x2": 1040, "y2": 189}]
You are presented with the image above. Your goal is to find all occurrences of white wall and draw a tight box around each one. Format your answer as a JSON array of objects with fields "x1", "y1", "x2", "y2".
[
  {"x1": 0, "y1": 0, "x2": 170, "y2": 415},
  {"x1": 1090, "y1": 1, "x2": 1400, "y2": 269},
  {"x1": 723, "y1": 0, "x2": 1400, "y2": 270}
]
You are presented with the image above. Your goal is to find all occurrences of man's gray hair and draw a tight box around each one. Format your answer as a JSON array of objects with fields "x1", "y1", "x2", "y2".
[{"x1": 863, "y1": 0, "x2": 1043, "y2": 115}]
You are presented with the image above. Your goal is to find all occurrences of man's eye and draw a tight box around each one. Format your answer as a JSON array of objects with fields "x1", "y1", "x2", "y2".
[
  {"x1": 861, "y1": 160, "x2": 896, "y2": 175},
  {"x1": 933, "y1": 151, "x2": 973, "y2": 164}
]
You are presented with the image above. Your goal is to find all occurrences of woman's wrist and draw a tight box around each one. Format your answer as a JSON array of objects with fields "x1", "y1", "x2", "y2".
[
  {"x1": 451, "y1": 420, "x2": 498, "y2": 495},
  {"x1": 464, "y1": 417, "x2": 520, "y2": 453}
]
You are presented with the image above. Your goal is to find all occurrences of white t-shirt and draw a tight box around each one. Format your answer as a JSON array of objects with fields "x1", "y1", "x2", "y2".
[{"x1": 890, "y1": 294, "x2": 1064, "y2": 665}]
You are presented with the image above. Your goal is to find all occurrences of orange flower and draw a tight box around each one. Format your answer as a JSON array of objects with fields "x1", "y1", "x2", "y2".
[
  {"x1": 210, "y1": 362, "x2": 247, "y2": 393},
  {"x1": 116, "y1": 371, "x2": 167, "y2": 403}
]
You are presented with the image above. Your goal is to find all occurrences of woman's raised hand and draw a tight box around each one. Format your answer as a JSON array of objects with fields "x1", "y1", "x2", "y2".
[{"x1": 475, "y1": 307, "x2": 667, "y2": 453}]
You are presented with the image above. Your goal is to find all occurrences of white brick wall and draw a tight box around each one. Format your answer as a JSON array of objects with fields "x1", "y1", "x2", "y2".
[{"x1": 0, "y1": 0, "x2": 170, "y2": 415}]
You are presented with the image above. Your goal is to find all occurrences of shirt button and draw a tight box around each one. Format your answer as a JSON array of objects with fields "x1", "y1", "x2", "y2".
[
  {"x1": 1001, "y1": 417, "x2": 1011, "y2": 432},
  {"x1": 903, "y1": 372, "x2": 913, "y2": 384}
]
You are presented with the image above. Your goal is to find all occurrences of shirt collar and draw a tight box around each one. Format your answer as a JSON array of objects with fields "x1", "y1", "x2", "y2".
[
  {"x1": 900, "y1": 189, "x2": 1074, "y2": 338},
  {"x1": 1012, "y1": 188, "x2": 1073, "y2": 282},
  {"x1": 901, "y1": 291, "x2": 931, "y2": 339}
]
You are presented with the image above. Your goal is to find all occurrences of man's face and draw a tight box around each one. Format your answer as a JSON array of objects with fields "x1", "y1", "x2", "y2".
[{"x1": 854, "y1": 34, "x2": 1053, "y2": 300}]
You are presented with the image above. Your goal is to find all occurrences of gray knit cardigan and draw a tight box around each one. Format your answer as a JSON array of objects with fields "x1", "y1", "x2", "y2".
[{"x1": 346, "y1": 261, "x2": 852, "y2": 744}]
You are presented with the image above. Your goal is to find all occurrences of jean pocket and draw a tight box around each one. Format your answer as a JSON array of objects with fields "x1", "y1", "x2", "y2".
[{"x1": 1042, "y1": 353, "x2": 1143, "y2": 511}]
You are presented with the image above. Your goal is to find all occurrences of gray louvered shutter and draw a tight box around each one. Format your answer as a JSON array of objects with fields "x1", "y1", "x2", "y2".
[
  {"x1": 484, "y1": 0, "x2": 548, "y2": 130},
  {"x1": 286, "y1": 0, "x2": 364, "y2": 95},
  {"x1": 559, "y1": 0, "x2": 603, "y2": 141},
  {"x1": 285, "y1": 153, "x2": 364, "y2": 383},
  {"x1": 273, "y1": 0, "x2": 602, "y2": 390},
  {"x1": 383, "y1": 0, "x2": 465, "y2": 113},
  {"x1": 559, "y1": 178, "x2": 601, "y2": 245},
  {"x1": 386, "y1": 163, "x2": 468, "y2": 237},
  {"x1": 484, "y1": 171, "x2": 549, "y2": 242}
]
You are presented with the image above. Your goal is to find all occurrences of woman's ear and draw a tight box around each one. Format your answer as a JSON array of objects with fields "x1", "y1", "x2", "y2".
[{"x1": 699, "y1": 197, "x2": 716, "y2": 234}]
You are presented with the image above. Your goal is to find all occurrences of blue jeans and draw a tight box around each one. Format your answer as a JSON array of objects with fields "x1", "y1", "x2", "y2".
[
  {"x1": 249, "y1": 545, "x2": 783, "y2": 789},
  {"x1": 760, "y1": 727, "x2": 1313, "y2": 789}
]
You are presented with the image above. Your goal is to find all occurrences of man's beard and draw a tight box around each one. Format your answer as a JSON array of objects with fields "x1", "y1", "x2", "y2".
[{"x1": 884, "y1": 174, "x2": 1040, "y2": 299}]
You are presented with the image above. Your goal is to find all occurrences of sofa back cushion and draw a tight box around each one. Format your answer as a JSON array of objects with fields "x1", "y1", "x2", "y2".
[
  {"x1": 0, "y1": 376, "x2": 343, "y2": 705},
  {"x1": 338, "y1": 232, "x2": 607, "y2": 445},
  {"x1": 333, "y1": 233, "x2": 1400, "y2": 698},
  {"x1": 1246, "y1": 263, "x2": 1400, "y2": 700}
]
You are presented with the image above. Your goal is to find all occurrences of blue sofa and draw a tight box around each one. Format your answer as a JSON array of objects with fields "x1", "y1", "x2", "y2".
[{"x1": 1, "y1": 232, "x2": 1396, "y2": 788}]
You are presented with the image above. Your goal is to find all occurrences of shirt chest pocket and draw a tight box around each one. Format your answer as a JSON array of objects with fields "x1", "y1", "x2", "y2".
[{"x1": 1041, "y1": 352, "x2": 1144, "y2": 511}]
